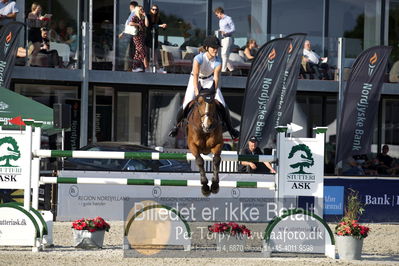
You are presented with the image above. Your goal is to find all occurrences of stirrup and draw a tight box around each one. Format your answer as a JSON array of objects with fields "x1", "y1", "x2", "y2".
[{"x1": 168, "y1": 126, "x2": 179, "y2": 137}]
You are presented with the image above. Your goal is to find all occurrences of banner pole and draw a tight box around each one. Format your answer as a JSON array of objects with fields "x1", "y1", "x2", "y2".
[
  {"x1": 335, "y1": 37, "x2": 345, "y2": 174},
  {"x1": 24, "y1": 124, "x2": 33, "y2": 211}
]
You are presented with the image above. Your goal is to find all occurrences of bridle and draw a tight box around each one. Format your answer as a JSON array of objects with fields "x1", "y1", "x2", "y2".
[{"x1": 195, "y1": 97, "x2": 219, "y2": 133}]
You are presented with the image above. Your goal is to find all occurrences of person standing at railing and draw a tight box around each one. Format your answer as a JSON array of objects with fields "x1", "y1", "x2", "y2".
[
  {"x1": 240, "y1": 136, "x2": 276, "y2": 174},
  {"x1": 131, "y1": 5, "x2": 149, "y2": 72},
  {"x1": 117, "y1": 1, "x2": 137, "y2": 71},
  {"x1": 145, "y1": 4, "x2": 167, "y2": 72},
  {"x1": 27, "y1": 3, "x2": 47, "y2": 56},
  {"x1": 214, "y1": 6, "x2": 235, "y2": 75},
  {"x1": 0, "y1": 0, "x2": 19, "y2": 30}
]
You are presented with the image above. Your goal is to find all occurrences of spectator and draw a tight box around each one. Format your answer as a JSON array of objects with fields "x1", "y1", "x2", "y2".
[
  {"x1": 27, "y1": 3, "x2": 43, "y2": 42},
  {"x1": 29, "y1": 27, "x2": 60, "y2": 68},
  {"x1": 117, "y1": 1, "x2": 138, "y2": 71},
  {"x1": 131, "y1": 5, "x2": 148, "y2": 72},
  {"x1": 240, "y1": 136, "x2": 276, "y2": 174},
  {"x1": 342, "y1": 156, "x2": 365, "y2": 176},
  {"x1": 65, "y1": 26, "x2": 77, "y2": 56},
  {"x1": 49, "y1": 20, "x2": 61, "y2": 42},
  {"x1": 376, "y1": 145, "x2": 394, "y2": 175},
  {"x1": 214, "y1": 7, "x2": 235, "y2": 75},
  {"x1": 57, "y1": 19, "x2": 68, "y2": 42},
  {"x1": 243, "y1": 39, "x2": 258, "y2": 62},
  {"x1": 389, "y1": 60, "x2": 399, "y2": 82},
  {"x1": 303, "y1": 40, "x2": 329, "y2": 80},
  {"x1": 354, "y1": 154, "x2": 378, "y2": 176},
  {"x1": 145, "y1": 4, "x2": 167, "y2": 71},
  {"x1": 0, "y1": 0, "x2": 18, "y2": 29}
]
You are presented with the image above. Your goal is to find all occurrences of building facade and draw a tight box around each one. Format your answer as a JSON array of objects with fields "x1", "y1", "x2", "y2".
[{"x1": 8, "y1": 0, "x2": 399, "y2": 174}]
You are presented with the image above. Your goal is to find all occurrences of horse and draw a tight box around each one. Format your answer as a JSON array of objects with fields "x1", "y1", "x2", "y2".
[{"x1": 186, "y1": 87, "x2": 223, "y2": 196}]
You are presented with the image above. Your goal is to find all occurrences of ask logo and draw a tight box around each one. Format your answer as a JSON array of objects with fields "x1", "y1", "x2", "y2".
[
  {"x1": 286, "y1": 144, "x2": 315, "y2": 190},
  {"x1": 0, "y1": 137, "x2": 22, "y2": 176}
]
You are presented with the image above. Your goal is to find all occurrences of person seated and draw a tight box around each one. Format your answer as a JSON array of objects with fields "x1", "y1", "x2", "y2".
[
  {"x1": 342, "y1": 156, "x2": 365, "y2": 176},
  {"x1": 240, "y1": 136, "x2": 276, "y2": 174},
  {"x1": 243, "y1": 39, "x2": 258, "y2": 63},
  {"x1": 30, "y1": 27, "x2": 61, "y2": 67},
  {"x1": 302, "y1": 40, "x2": 330, "y2": 80},
  {"x1": 389, "y1": 60, "x2": 399, "y2": 83},
  {"x1": 65, "y1": 26, "x2": 77, "y2": 57},
  {"x1": 376, "y1": 145, "x2": 394, "y2": 175},
  {"x1": 353, "y1": 154, "x2": 378, "y2": 176}
]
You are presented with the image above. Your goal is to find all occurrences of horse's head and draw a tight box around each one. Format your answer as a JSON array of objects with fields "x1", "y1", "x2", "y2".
[{"x1": 196, "y1": 87, "x2": 217, "y2": 134}]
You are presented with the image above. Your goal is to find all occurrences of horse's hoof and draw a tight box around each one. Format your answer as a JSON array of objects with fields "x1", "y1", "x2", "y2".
[
  {"x1": 201, "y1": 185, "x2": 211, "y2": 197},
  {"x1": 211, "y1": 182, "x2": 220, "y2": 194}
]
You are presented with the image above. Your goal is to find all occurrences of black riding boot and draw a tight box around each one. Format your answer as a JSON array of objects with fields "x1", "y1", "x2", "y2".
[
  {"x1": 217, "y1": 104, "x2": 240, "y2": 139},
  {"x1": 168, "y1": 107, "x2": 185, "y2": 137}
]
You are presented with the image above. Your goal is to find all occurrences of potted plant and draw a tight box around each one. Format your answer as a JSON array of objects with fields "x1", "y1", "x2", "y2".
[
  {"x1": 72, "y1": 216, "x2": 110, "y2": 249},
  {"x1": 335, "y1": 189, "x2": 370, "y2": 260},
  {"x1": 208, "y1": 222, "x2": 251, "y2": 252}
]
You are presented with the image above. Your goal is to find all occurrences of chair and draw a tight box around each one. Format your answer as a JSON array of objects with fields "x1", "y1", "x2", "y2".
[
  {"x1": 160, "y1": 47, "x2": 192, "y2": 74},
  {"x1": 229, "y1": 52, "x2": 251, "y2": 76},
  {"x1": 50, "y1": 42, "x2": 71, "y2": 64}
]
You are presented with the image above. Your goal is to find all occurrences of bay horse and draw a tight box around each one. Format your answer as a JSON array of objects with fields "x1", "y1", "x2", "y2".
[{"x1": 187, "y1": 87, "x2": 223, "y2": 196}]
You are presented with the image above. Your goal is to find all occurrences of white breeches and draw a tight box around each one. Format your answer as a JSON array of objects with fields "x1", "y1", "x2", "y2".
[
  {"x1": 220, "y1": 37, "x2": 234, "y2": 72},
  {"x1": 182, "y1": 75, "x2": 226, "y2": 109}
]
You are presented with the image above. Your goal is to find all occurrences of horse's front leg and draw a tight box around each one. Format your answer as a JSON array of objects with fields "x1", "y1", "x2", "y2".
[
  {"x1": 211, "y1": 153, "x2": 221, "y2": 194},
  {"x1": 195, "y1": 155, "x2": 210, "y2": 196}
]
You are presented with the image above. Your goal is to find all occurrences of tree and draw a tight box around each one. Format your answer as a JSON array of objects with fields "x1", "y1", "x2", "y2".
[
  {"x1": 0, "y1": 137, "x2": 21, "y2": 167},
  {"x1": 288, "y1": 144, "x2": 314, "y2": 174}
]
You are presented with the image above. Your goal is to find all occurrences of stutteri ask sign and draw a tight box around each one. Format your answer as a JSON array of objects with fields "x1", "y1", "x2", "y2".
[
  {"x1": 278, "y1": 137, "x2": 324, "y2": 197},
  {"x1": 0, "y1": 132, "x2": 31, "y2": 189}
]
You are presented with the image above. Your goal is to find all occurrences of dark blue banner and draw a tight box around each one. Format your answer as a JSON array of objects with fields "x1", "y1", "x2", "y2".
[{"x1": 324, "y1": 177, "x2": 399, "y2": 223}]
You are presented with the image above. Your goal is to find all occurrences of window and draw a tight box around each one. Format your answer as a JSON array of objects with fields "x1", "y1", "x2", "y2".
[
  {"x1": 329, "y1": 0, "x2": 381, "y2": 58},
  {"x1": 271, "y1": 0, "x2": 323, "y2": 49},
  {"x1": 25, "y1": 0, "x2": 80, "y2": 68},
  {"x1": 212, "y1": 0, "x2": 267, "y2": 47}
]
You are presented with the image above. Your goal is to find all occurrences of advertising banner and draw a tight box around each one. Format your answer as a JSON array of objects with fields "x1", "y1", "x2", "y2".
[
  {"x1": 239, "y1": 38, "x2": 291, "y2": 153},
  {"x1": 273, "y1": 33, "x2": 307, "y2": 130},
  {"x1": 324, "y1": 177, "x2": 399, "y2": 222},
  {"x1": 336, "y1": 46, "x2": 392, "y2": 164},
  {"x1": 0, "y1": 22, "x2": 24, "y2": 89}
]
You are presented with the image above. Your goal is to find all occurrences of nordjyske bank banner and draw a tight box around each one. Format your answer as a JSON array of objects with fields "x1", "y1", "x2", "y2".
[{"x1": 324, "y1": 177, "x2": 399, "y2": 223}]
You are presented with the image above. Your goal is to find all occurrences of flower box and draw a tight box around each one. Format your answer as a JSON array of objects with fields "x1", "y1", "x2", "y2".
[
  {"x1": 72, "y1": 229, "x2": 105, "y2": 249},
  {"x1": 336, "y1": 235, "x2": 364, "y2": 260},
  {"x1": 71, "y1": 216, "x2": 110, "y2": 249},
  {"x1": 334, "y1": 189, "x2": 370, "y2": 260}
]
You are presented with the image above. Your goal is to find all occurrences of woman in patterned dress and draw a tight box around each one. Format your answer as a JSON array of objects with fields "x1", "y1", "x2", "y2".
[{"x1": 131, "y1": 5, "x2": 148, "y2": 72}]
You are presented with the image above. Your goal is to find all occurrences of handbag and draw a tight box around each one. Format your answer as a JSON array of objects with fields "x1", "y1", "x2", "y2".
[{"x1": 124, "y1": 25, "x2": 138, "y2": 36}]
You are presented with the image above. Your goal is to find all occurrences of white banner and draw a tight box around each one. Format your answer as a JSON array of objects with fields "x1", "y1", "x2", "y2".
[
  {"x1": 0, "y1": 130, "x2": 31, "y2": 189},
  {"x1": 278, "y1": 137, "x2": 324, "y2": 197}
]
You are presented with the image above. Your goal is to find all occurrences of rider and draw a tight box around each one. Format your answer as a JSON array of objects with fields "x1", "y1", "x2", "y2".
[{"x1": 168, "y1": 35, "x2": 240, "y2": 139}]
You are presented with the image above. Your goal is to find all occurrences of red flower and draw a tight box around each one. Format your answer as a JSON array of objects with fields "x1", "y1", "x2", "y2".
[{"x1": 71, "y1": 217, "x2": 110, "y2": 232}]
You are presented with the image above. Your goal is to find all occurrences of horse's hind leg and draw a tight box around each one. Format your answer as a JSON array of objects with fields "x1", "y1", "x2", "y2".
[
  {"x1": 196, "y1": 155, "x2": 210, "y2": 196},
  {"x1": 211, "y1": 154, "x2": 221, "y2": 194}
]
